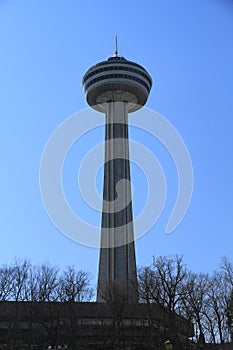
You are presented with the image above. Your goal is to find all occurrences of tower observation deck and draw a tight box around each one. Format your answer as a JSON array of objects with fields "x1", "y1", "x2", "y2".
[{"x1": 82, "y1": 50, "x2": 152, "y2": 303}]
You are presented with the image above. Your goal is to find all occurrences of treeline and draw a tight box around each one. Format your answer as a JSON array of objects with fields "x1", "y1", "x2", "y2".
[
  {"x1": 0, "y1": 259, "x2": 93, "y2": 302},
  {"x1": 138, "y1": 255, "x2": 233, "y2": 344},
  {"x1": 0, "y1": 256, "x2": 232, "y2": 345}
]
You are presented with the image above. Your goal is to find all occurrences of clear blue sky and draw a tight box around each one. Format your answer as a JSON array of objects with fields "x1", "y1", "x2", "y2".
[{"x1": 1, "y1": 0, "x2": 233, "y2": 289}]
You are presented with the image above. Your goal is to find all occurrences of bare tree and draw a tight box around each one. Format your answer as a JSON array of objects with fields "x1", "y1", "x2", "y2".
[
  {"x1": 58, "y1": 266, "x2": 93, "y2": 302},
  {"x1": 0, "y1": 264, "x2": 15, "y2": 301},
  {"x1": 220, "y1": 257, "x2": 233, "y2": 342},
  {"x1": 34, "y1": 263, "x2": 60, "y2": 302},
  {"x1": 152, "y1": 255, "x2": 187, "y2": 314},
  {"x1": 138, "y1": 256, "x2": 233, "y2": 346},
  {"x1": 138, "y1": 256, "x2": 191, "y2": 349},
  {"x1": 203, "y1": 272, "x2": 230, "y2": 343},
  {"x1": 221, "y1": 257, "x2": 233, "y2": 287},
  {"x1": 138, "y1": 265, "x2": 157, "y2": 304},
  {"x1": 138, "y1": 255, "x2": 187, "y2": 314},
  {"x1": 181, "y1": 271, "x2": 210, "y2": 344},
  {"x1": 11, "y1": 259, "x2": 31, "y2": 301}
]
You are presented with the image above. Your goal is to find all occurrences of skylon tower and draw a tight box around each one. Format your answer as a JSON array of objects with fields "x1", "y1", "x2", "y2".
[{"x1": 82, "y1": 42, "x2": 152, "y2": 303}]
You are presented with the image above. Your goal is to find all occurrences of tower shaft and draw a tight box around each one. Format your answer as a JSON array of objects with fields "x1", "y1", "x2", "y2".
[{"x1": 97, "y1": 102, "x2": 138, "y2": 303}]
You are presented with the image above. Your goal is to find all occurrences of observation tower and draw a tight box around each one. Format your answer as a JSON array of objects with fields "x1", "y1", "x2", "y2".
[{"x1": 82, "y1": 41, "x2": 152, "y2": 303}]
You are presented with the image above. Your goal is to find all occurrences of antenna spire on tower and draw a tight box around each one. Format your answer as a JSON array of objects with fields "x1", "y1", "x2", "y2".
[{"x1": 115, "y1": 35, "x2": 118, "y2": 56}]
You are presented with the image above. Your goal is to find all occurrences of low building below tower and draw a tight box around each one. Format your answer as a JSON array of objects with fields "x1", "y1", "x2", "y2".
[{"x1": 0, "y1": 301, "x2": 193, "y2": 349}]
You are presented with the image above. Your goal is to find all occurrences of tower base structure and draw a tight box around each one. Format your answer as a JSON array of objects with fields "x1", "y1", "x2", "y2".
[{"x1": 0, "y1": 301, "x2": 194, "y2": 349}]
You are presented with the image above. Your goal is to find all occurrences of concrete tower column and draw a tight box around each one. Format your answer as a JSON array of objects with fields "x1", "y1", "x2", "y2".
[{"x1": 97, "y1": 101, "x2": 137, "y2": 302}]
